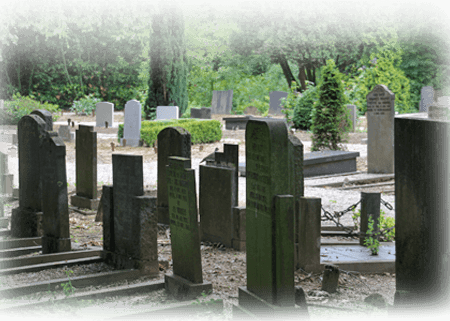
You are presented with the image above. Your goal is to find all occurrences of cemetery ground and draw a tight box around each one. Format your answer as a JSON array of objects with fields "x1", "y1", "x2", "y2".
[{"x1": 0, "y1": 113, "x2": 399, "y2": 319}]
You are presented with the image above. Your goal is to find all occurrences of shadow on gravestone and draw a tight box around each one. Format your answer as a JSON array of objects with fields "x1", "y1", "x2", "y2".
[
  {"x1": 11, "y1": 114, "x2": 48, "y2": 238},
  {"x1": 70, "y1": 125, "x2": 99, "y2": 210},
  {"x1": 211, "y1": 90, "x2": 233, "y2": 114},
  {"x1": 41, "y1": 132, "x2": 71, "y2": 254},
  {"x1": 157, "y1": 127, "x2": 191, "y2": 225},
  {"x1": 165, "y1": 157, "x2": 212, "y2": 300}
]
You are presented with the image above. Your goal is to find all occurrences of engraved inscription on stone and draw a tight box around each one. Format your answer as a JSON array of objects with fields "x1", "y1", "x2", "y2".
[
  {"x1": 246, "y1": 125, "x2": 271, "y2": 218},
  {"x1": 367, "y1": 86, "x2": 394, "y2": 116}
]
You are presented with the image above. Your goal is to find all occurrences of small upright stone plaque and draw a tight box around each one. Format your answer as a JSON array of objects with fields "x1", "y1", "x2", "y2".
[
  {"x1": 211, "y1": 90, "x2": 233, "y2": 114},
  {"x1": 121, "y1": 100, "x2": 141, "y2": 147},
  {"x1": 96, "y1": 102, "x2": 114, "y2": 127},
  {"x1": 156, "y1": 106, "x2": 179, "y2": 120},
  {"x1": 58, "y1": 125, "x2": 72, "y2": 142},
  {"x1": 366, "y1": 85, "x2": 395, "y2": 173},
  {"x1": 269, "y1": 91, "x2": 288, "y2": 115}
]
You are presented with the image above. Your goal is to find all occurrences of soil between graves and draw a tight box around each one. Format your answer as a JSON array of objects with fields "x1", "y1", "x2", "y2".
[{"x1": 0, "y1": 114, "x2": 398, "y2": 317}]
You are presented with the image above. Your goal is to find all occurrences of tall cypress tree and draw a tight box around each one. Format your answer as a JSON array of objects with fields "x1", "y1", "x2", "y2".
[{"x1": 145, "y1": 2, "x2": 188, "y2": 119}]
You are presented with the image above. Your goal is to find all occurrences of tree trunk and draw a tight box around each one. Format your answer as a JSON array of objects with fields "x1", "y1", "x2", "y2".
[
  {"x1": 297, "y1": 65, "x2": 307, "y2": 92},
  {"x1": 277, "y1": 54, "x2": 297, "y2": 88}
]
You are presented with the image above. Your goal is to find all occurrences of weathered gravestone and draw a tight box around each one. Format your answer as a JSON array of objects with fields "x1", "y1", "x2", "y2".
[
  {"x1": 394, "y1": 114, "x2": 450, "y2": 310},
  {"x1": 96, "y1": 102, "x2": 114, "y2": 127},
  {"x1": 30, "y1": 109, "x2": 53, "y2": 131},
  {"x1": 105, "y1": 155, "x2": 158, "y2": 275},
  {"x1": 269, "y1": 91, "x2": 288, "y2": 116},
  {"x1": 11, "y1": 113, "x2": 49, "y2": 238},
  {"x1": 165, "y1": 157, "x2": 212, "y2": 299},
  {"x1": 70, "y1": 125, "x2": 99, "y2": 210},
  {"x1": 41, "y1": 132, "x2": 71, "y2": 254},
  {"x1": 211, "y1": 90, "x2": 233, "y2": 114},
  {"x1": 200, "y1": 144, "x2": 238, "y2": 248},
  {"x1": 346, "y1": 104, "x2": 357, "y2": 132},
  {"x1": 239, "y1": 118, "x2": 296, "y2": 313},
  {"x1": 157, "y1": 127, "x2": 191, "y2": 225},
  {"x1": 190, "y1": 107, "x2": 212, "y2": 119},
  {"x1": 156, "y1": 106, "x2": 179, "y2": 120},
  {"x1": 419, "y1": 86, "x2": 434, "y2": 112},
  {"x1": 120, "y1": 100, "x2": 141, "y2": 147},
  {"x1": 366, "y1": 85, "x2": 395, "y2": 173},
  {"x1": 57, "y1": 125, "x2": 73, "y2": 142}
]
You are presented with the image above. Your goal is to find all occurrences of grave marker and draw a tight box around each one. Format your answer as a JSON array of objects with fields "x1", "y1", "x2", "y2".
[
  {"x1": 165, "y1": 156, "x2": 212, "y2": 298},
  {"x1": 11, "y1": 113, "x2": 48, "y2": 238},
  {"x1": 157, "y1": 127, "x2": 191, "y2": 225},
  {"x1": 190, "y1": 107, "x2": 212, "y2": 119},
  {"x1": 96, "y1": 102, "x2": 114, "y2": 127},
  {"x1": 41, "y1": 132, "x2": 71, "y2": 253},
  {"x1": 269, "y1": 91, "x2": 288, "y2": 115},
  {"x1": 70, "y1": 125, "x2": 99, "y2": 210},
  {"x1": 30, "y1": 109, "x2": 53, "y2": 131},
  {"x1": 211, "y1": 90, "x2": 233, "y2": 114},
  {"x1": 419, "y1": 86, "x2": 434, "y2": 112},
  {"x1": 346, "y1": 104, "x2": 357, "y2": 132},
  {"x1": 120, "y1": 100, "x2": 141, "y2": 147},
  {"x1": 57, "y1": 125, "x2": 72, "y2": 142},
  {"x1": 156, "y1": 106, "x2": 179, "y2": 120},
  {"x1": 394, "y1": 114, "x2": 450, "y2": 309},
  {"x1": 366, "y1": 84, "x2": 395, "y2": 173}
]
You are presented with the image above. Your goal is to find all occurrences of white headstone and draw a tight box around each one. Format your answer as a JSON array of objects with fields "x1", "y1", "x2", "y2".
[
  {"x1": 211, "y1": 90, "x2": 233, "y2": 114},
  {"x1": 419, "y1": 86, "x2": 434, "y2": 112},
  {"x1": 121, "y1": 100, "x2": 141, "y2": 147},
  {"x1": 366, "y1": 85, "x2": 395, "y2": 174},
  {"x1": 269, "y1": 91, "x2": 288, "y2": 115},
  {"x1": 95, "y1": 102, "x2": 114, "y2": 127},
  {"x1": 156, "y1": 106, "x2": 179, "y2": 120}
]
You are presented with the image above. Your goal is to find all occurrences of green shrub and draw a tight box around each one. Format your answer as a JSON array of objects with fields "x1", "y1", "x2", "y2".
[
  {"x1": 311, "y1": 60, "x2": 350, "y2": 151},
  {"x1": 70, "y1": 94, "x2": 101, "y2": 115},
  {"x1": 292, "y1": 83, "x2": 318, "y2": 131}
]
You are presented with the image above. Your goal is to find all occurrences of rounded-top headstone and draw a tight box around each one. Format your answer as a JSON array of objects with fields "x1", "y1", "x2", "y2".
[{"x1": 31, "y1": 109, "x2": 53, "y2": 131}]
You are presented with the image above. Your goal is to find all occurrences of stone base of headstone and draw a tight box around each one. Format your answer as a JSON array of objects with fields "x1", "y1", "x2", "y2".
[
  {"x1": 322, "y1": 265, "x2": 340, "y2": 293},
  {"x1": 104, "y1": 251, "x2": 159, "y2": 277},
  {"x1": 11, "y1": 208, "x2": 43, "y2": 238},
  {"x1": 70, "y1": 195, "x2": 100, "y2": 210},
  {"x1": 232, "y1": 207, "x2": 246, "y2": 251},
  {"x1": 42, "y1": 236, "x2": 71, "y2": 254},
  {"x1": 120, "y1": 138, "x2": 140, "y2": 147},
  {"x1": 157, "y1": 206, "x2": 170, "y2": 225},
  {"x1": 164, "y1": 274, "x2": 212, "y2": 301},
  {"x1": 238, "y1": 287, "x2": 301, "y2": 319}
]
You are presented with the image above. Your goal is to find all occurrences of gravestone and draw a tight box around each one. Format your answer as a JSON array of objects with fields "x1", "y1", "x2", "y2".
[
  {"x1": 366, "y1": 84, "x2": 395, "y2": 173},
  {"x1": 70, "y1": 125, "x2": 99, "y2": 210},
  {"x1": 157, "y1": 127, "x2": 191, "y2": 225},
  {"x1": 120, "y1": 100, "x2": 141, "y2": 147},
  {"x1": 165, "y1": 156, "x2": 212, "y2": 299},
  {"x1": 41, "y1": 132, "x2": 71, "y2": 254},
  {"x1": 211, "y1": 90, "x2": 233, "y2": 114},
  {"x1": 200, "y1": 144, "x2": 238, "y2": 248},
  {"x1": 57, "y1": 125, "x2": 73, "y2": 142},
  {"x1": 419, "y1": 86, "x2": 434, "y2": 112},
  {"x1": 346, "y1": 104, "x2": 357, "y2": 132},
  {"x1": 240, "y1": 118, "x2": 295, "y2": 310},
  {"x1": 0, "y1": 151, "x2": 13, "y2": 196},
  {"x1": 394, "y1": 114, "x2": 450, "y2": 309},
  {"x1": 190, "y1": 107, "x2": 212, "y2": 119},
  {"x1": 11, "y1": 113, "x2": 48, "y2": 238},
  {"x1": 30, "y1": 109, "x2": 53, "y2": 131},
  {"x1": 269, "y1": 91, "x2": 288, "y2": 115},
  {"x1": 96, "y1": 102, "x2": 114, "y2": 127},
  {"x1": 109, "y1": 154, "x2": 158, "y2": 275},
  {"x1": 156, "y1": 106, "x2": 179, "y2": 120}
]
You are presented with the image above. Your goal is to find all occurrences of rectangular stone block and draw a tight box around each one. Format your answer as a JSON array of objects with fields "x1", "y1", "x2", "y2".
[
  {"x1": 190, "y1": 107, "x2": 211, "y2": 119},
  {"x1": 200, "y1": 165, "x2": 236, "y2": 248},
  {"x1": 394, "y1": 115, "x2": 450, "y2": 306},
  {"x1": 157, "y1": 127, "x2": 191, "y2": 225},
  {"x1": 96, "y1": 102, "x2": 114, "y2": 127},
  {"x1": 367, "y1": 84, "x2": 395, "y2": 173},
  {"x1": 57, "y1": 125, "x2": 72, "y2": 142},
  {"x1": 164, "y1": 274, "x2": 212, "y2": 301},
  {"x1": 269, "y1": 91, "x2": 288, "y2": 116},
  {"x1": 41, "y1": 132, "x2": 71, "y2": 254},
  {"x1": 121, "y1": 100, "x2": 141, "y2": 147},
  {"x1": 167, "y1": 157, "x2": 203, "y2": 284},
  {"x1": 211, "y1": 90, "x2": 233, "y2": 114},
  {"x1": 298, "y1": 197, "x2": 321, "y2": 272},
  {"x1": 156, "y1": 106, "x2": 179, "y2": 120}
]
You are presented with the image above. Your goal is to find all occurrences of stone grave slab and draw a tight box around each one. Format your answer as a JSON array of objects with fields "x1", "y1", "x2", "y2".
[
  {"x1": 120, "y1": 100, "x2": 141, "y2": 147},
  {"x1": 190, "y1": 107, "x2": 211, "y2": 119},
  {"x1": 366, "y1": 84, "x2": 395, "y2": 173},
  {"x1": 211, "y1": 90, "x2": 233, "y2": 114},
  {"x1": 96, "y1": 102, "x2": 114, "y2": 127},
  {"x1": 269, "y1": 91, "x2": 288, "y2": 115},
  {"x1": 156, "y1": 106, "x2": 179, "y2": 120}
]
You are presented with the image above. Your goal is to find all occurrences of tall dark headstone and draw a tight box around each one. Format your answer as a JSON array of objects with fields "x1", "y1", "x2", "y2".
[
  {"x1": 200, "y1": 144, "x2": 238, "y2": 248},
  {"x1": 110, "y1": 155, "x2": 158, "y2": 275},
  {"x1": 394, "y1": 114, "x2": 450, "y2": 310},
  {"x1": 157, "y1": 127, "x2": 191, "y2": 225},
  {"x1": 71, "y1": 125, "x2": 99, "y2": 210},
  {"x1": 165, "y1": 156, "x2": 212, "y2": 299},
  {"x1": 41, "y1": 132, "x2": 71, "y2": 253},
  {"x1": 239, "y1": 119, "x2": 296, "y2": 311},
  {"x1": 30, "y1": 109, "x2": 53, "y2": 131},
  {"x1": 11, "y1": 114, "x2": 47, "y2": 238}
]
